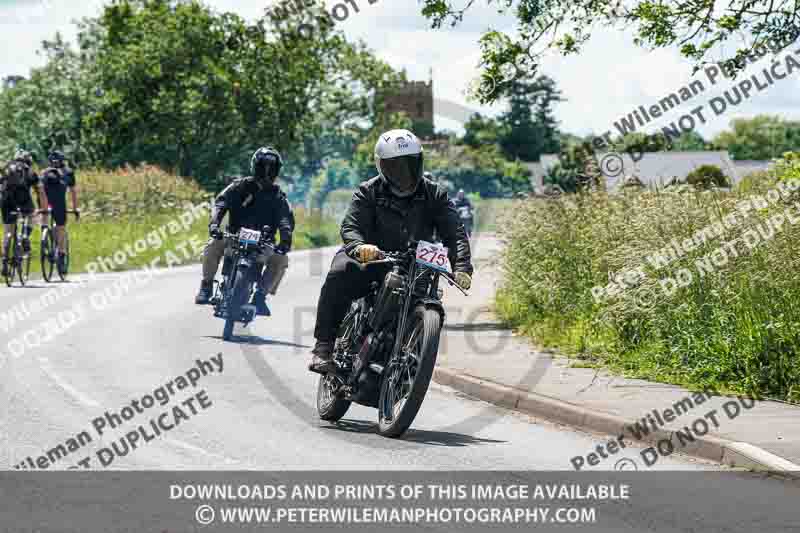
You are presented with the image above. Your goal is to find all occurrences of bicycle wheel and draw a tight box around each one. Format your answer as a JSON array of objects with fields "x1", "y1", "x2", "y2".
[
  {"x1": 3, "y1": 232, "x2": 15, "y2": 287},
  {"x1": 377, "y1": 306, "x2": 442, "y2": 438},
  {"x1": 40, "y1": 227, "x2": 54, "y2": 282},
  {"x1": 18, "y1": 240, "x2": 31, "y2": 286},
  {"x1": 58, "y1": 231, "x2": 70, "y2": 281}
]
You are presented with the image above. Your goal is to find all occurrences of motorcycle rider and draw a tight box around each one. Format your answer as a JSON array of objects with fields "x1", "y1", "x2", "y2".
[
  {"x1": 1, "y1": 150, "x2": 46, "y2": 277},
  {"x1": 308, "y1": 129, "x2": 473, "y2": 373},
  {"x1": 40, "y1": 150, "x2": 80, "y2": 274},
  {"x1": 195, "y1": 147, "x2": 294, "y2": 316}
]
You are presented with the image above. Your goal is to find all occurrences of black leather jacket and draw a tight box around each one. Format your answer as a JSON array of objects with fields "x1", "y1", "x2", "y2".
[
  {"x1": 340, "y1": 176, "x2": 473, "y2": 274},
  {"x1": 210, "y1": 177, "x2": 295, "y2": 250}
]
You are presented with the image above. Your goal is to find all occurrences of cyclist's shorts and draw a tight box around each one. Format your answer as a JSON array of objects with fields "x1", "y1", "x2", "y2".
[
  {"x1": 1, "y1": 188, "x2": 34, "y2": 225},
  {"x1": 48, "y1": 195, "x2": 68, "y2": 226}
]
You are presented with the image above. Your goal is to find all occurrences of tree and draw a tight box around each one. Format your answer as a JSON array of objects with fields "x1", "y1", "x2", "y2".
[
  {"x1": 686, "y1": 164, "x2": 730, "y2": 188},
  {"x1": 420, "y1": 0, "x2": 800, "y2": 103},
  {"x1": 498, "y1": 75, "x2": 562, "y2": 162},
  {"x1": 461, "y1": 113, "x2": 506, "y2": 148},
  {"x1": 713, "y1": 115, "x2": 800, "y2": 160},
  {"x1": 0, "y1": 0, "x2": 400, "y2": 194}
]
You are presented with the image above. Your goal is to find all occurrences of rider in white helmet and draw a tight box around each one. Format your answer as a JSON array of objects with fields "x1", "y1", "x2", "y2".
[{"x1": 308, "y1": 129, "x2": 474, "y2": 373}]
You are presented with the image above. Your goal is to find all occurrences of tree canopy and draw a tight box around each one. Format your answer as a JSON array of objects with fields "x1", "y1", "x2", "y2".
[{"x1": 420, "y1": 0, "x2": 800, "y2": 103}]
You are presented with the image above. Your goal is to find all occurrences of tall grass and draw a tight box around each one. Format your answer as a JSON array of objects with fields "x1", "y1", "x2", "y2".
[{"x1": 496, "y1": 153, "x2": 800, "y2": 401}]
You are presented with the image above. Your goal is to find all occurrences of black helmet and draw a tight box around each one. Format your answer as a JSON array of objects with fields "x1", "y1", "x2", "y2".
[
  {"x1": 250, "y1": 146, "x2": 282, "y2": 184},
  {"x1": 14, "y1": 149, "x2": 33, "y2": 166},
  {"x1": 49, "y1": 150, "x2": 66, "y2": 168}
]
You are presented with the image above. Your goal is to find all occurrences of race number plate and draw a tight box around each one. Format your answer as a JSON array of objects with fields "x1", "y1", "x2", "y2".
[
  {"x1": 238, "y1": 228, "x2": 261, "y2": 245},
  {"x1": 415, "y1": 240, "x2": 452, "y2": 273}
]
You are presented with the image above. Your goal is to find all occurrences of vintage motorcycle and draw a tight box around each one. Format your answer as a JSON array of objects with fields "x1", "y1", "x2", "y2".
[
  {"x1": 314, "y1": 240, "x2": 468, "y2": 438},
  {"x1": 210, "y1": 225, "x2": 283, "y2": 340}
]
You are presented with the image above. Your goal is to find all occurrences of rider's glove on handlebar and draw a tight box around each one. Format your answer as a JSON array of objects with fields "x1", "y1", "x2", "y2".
[
  {"x1": 455, "y1": 271, "x2": 472, "y2": 290},
  {"x1": 209, "y1": 223, "x2": 222, "y2": 239},
  {"x1": 354, "y1": 244, "x2": 381, "y2": 263}
]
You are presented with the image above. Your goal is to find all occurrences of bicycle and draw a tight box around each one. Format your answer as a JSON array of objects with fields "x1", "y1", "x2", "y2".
[
  {"x1": 40, "y1": 208, "x2": 79, "y2": 282},
  {"x1": 2, "y1": 209, "x2": 35, "y2": 287}
]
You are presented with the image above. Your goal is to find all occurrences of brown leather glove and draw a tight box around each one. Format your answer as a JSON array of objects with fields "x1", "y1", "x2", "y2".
[
  {"x1": 354, "y1": 244, "x2": 381, "y2": 263},
  {"x1": 455, "y1": 271, "x2": 472, "y2": 290}
]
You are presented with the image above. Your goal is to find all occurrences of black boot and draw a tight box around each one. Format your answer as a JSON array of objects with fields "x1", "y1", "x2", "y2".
[
  {"x1": 252, "y1": 289, "x2": 271, "y2": 316},
  {"x1": 195, "y1": 280, "x2": 213, "y2": 304},
  {"x1": 308, "y1": 340, "x2": 335, "y2": 374},
  {"x1": 1, "y1": 259, "x2": 9, "y2": 278}
]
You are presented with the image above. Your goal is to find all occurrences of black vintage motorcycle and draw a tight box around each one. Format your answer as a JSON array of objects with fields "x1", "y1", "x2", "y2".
[
  {"x1": 210, "y1": 225, "x2": 282, "y2": 340},
  {"x1": 314, "y1": 240, "x2": 468, "y2": 438}
]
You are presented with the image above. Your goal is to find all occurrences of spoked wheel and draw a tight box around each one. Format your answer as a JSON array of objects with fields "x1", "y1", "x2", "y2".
[
  {"x1": 41, "y1": 228, "x2": 54, "y2": 283},
  {"x1": 57, "y1": 232, "x2": 70, "y2": 281},
  {"x1": 223, "y1": 268, "x2": 250, "y2": 341},
  {"x1": 18, "y1": 244, "x2": 31, "y2": 286},
  {"x1": 316, "y1": 373, "x2": 352, "y2": 421},
  {"x1": 4, "y1": 233, "x2": 17, "y2": 287},
  {"x1": 377, "y1": 306, "x2": 442, "y2": 438}
]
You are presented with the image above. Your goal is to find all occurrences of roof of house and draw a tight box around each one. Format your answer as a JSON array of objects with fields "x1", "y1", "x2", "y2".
[{"x1": 537, "y1": 150, "x2": 744, "y2": 192}]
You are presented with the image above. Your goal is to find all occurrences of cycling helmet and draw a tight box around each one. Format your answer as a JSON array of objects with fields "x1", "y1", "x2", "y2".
[{"x1": 48, "y1": 150, "x2": 66, "y2": 168}]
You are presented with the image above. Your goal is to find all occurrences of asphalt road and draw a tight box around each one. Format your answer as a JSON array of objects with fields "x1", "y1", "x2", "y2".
[
  {"x1": 0, "y1": 237, "x2": 725, "y2": 471},
  {"x1": 3, "y1": 236, "x2": 800, "y2": 532}
]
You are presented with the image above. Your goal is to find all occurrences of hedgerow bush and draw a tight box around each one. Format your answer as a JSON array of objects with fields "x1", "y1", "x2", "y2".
[{"x1": 497, "y1": 153, "x2": 800, "y2": 400}]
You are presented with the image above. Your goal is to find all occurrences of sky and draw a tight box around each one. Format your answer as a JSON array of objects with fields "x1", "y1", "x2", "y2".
[{"x1": 1, "y1": 0, "x2": 799, "y2": 141}]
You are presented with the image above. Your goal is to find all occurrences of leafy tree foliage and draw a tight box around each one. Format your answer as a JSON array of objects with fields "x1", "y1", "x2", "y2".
[
  {"x1": 0, "y1": 0, "x2": 398, "y2": 193},
  {"x1": 713, "y1": 115, "x2": 800, "y2": 160},
  {"x1": 420, "y1": 0, "x2": 800, "y2": 103},
  {"x1": 498, "y1": 75, "x2": 563, "y2": 162}
]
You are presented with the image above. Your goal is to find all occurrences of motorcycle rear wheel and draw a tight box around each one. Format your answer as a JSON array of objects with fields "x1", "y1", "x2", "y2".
[{"x1": 377, "y1": 306, "x2": 441, "y2": 438}]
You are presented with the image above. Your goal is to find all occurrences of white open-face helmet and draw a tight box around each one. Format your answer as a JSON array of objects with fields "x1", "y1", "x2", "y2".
[{"x1": 374, "y1": 129, "x2": 424, "y2": 194}]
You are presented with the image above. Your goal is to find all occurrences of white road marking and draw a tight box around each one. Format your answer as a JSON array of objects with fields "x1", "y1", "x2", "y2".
[
  {"x1": 36, "y1": 357, "x2": 241, "y2": 466},
  {"x1": 37, "y1": 357, "x2": 100, "y2": 408}
]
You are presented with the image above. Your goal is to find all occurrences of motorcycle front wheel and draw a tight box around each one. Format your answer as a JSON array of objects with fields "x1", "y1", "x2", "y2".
[
  {"x1": 223, "y1": 267, "x2": 250, "y2": 341},
  {"x1": 377, "y1": 306, "x2": 442, "y2": 438}
]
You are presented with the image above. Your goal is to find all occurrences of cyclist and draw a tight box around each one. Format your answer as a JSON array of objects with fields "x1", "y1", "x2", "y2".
[
  {"x1": 40, "y1": 150, "x2": 80, "y2": 274},
  {"x1": 195, "y1": 147, "x2": 294, "y2": 316},
  {"x1": 1, "y1": 150, "x2": 46, "y2": 277}
]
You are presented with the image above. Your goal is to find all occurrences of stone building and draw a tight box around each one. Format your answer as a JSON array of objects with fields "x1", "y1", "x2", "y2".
[{"x1": 381, "y1": 72, "x2": 434, "y2": 134}]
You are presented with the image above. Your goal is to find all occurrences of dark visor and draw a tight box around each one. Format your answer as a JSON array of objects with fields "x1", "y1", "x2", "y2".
[{"x1": 380, "y1": 154, "x2": 423, "y2": 193}]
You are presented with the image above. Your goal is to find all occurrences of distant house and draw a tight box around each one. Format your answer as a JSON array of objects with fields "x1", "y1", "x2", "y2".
[
  {"x1": 733, "y1": 160, "x2": 774, "y2": 179},
  {"x1": 534, "y1": 150, "x2": 745, "y2": 193}
]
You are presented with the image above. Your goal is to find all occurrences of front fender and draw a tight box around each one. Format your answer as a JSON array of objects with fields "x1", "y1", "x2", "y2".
[{"x1": 414, "y1": 299, "x2": 446, "y2": 322}]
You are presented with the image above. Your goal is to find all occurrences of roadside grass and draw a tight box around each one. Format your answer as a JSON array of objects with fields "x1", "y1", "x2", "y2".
[
  {"x1": 10, "y1": 165, "x2": 339, "y2": 278},
  {"x1": 496, "y1": 152, "x2": 800, "y2": 402}
]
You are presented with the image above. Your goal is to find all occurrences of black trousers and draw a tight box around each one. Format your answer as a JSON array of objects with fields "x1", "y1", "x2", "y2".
[{"x1": 314, "y1": 249, "x2": 390, "y2": 341}]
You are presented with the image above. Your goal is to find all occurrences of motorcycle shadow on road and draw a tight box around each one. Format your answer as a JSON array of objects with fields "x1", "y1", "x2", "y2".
[
  {"x1": 203, "y1": 335, "x2": 310, "y2": 349},
  {"x1": 319, "y1": 419, "x2": 507, "y2": 448}
]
